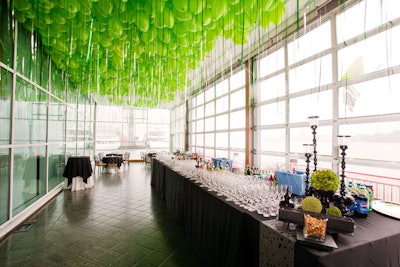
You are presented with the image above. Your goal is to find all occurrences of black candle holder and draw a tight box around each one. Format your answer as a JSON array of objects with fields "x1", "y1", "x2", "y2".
[
  {"x1": 311, "y1": 125, "x2": 318, "y2": 171},
  {"x1": 339, "y1": 145, "x2": 348, "y2": 195},
  {"x1": 308, "y1": 116, "x2": 319, "y2": 172},
  {"x1": 338, "y1": 135, "x2": 351, "y2": 215},
  {"x1": 304, "y1": 152, "x2": 312, "y2": 196}
]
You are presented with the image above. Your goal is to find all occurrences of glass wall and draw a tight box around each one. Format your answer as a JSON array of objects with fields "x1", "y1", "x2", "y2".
[
  {"x1": 183, "y1": 0, "x2": 400, "y2": 203},
  {"x1": 254, "y1": 0, "x2": 400, "y2": 178},
  {"x1": 171, "y1": 103, "x2": 186, "y2": 153},
  {"x1": 95, "y1": 106, "x2": 171, "y2": 159},
  {"x1": 189, "y1": 69, "x2": 246, "y2": 168},
  {"x1": 0, "y1": 2, "x2": 94, "y2": 232}
]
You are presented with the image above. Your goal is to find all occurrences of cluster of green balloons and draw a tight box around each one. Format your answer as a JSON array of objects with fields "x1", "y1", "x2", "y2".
[{"x1": 12, "y1": 0, "x2": 285, "y2": 107}]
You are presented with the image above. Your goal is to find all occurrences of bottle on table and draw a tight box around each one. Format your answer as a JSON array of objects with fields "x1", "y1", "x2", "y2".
[
  {"x1": 355, "y1": 184, "x2": 369, "y2": 218},
  {"x1": 366, "y1": 185, "x2": 374, "y2": 211}
]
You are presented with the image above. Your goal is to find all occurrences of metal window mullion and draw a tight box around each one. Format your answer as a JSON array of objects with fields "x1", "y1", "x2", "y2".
[
  {"x1": 9, "y1": 19, "x2": 19, "y2": 219},
  {"x1": 45, "y1": 54, "x2": 51, "y2": 194},
  {"x1": 331, "y1": 14, "x2": 340, "y2": 174},
  {"x1": 212, "y1": 85, "x2": 215, "y2": 158},
  {"x1": 284, "y1": 41, "x2": 290, "y2": 170},
  {"x1": 227, "y1": 75, "x2": 231, "y2": 158}
]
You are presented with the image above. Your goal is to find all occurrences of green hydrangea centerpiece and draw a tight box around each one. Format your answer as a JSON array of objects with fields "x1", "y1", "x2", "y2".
[{"x1": 310, "y1": 169, "x2": 340, "y2": 192}]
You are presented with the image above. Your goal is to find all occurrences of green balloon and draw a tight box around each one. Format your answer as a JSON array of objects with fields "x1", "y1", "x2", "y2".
[
  {"x1": 228, "y1": 0, "x2": 240, "y2": 4},
  {"x1": 262, "y1": 0, "x2": 274, "y2": 11},
  {"x1": 13, "y1": 0, "x2": 32, "y2": 12},
  {"x1": 101, "y1": 34, "x2": 113, "y2": 47},
  {"x1": 222, "y1": 10, "x2": 235, "y2": 30},
  {"x1": 156, "y1": 44, "x2": 168, "y2": 57},
  {"x1": 210, "y1": 1, "x2": 228, "y2": 21},
  {"x1": 173, "y1": 22, "x2": 187, "y2": 37},
  {"x1": 136, "y1": 12, "x2": 149, "y2": 32},
  {"x1": 140, "y1": 26, "x2": 156, "y2": 43},
  {"x1": 97, "y1": 0, "x2": 113, "y2": 17},
  {"x1": 130, "y1": 29, "x2": 140, "y2": 43},
  {"x1": 163, "y1": 7, "x2": 175, "y2": 28},
  {"x1": 157, "y1": 28, "x2": 171, "y2": 44},
  {"x1": 243, "y1": 0, "x2": 257, "y2": 13},
  {"x1": 172, "y1": 0, "x2": 188, "y2": 13},
  {"x1": 59, "y1": 0, "x2": 80, "y2": 14},
  {"x1": 153, "y1": 11, "x2": 165, "y2": 29},
  {"x1": 178, "y1": 36, "x2": 189, "y2": 48},
  {"x1": 120, "y1": 9, "x2": 136, "y2": 24},
  {"x1": 108, "y1": 18, "x2": 123, "y2": 37},
  {"x1": 189, "y1": 0, "x2": 205, "y2": 14},
  {"x1": 173, "y1": 8, "x2": 193, "y2": 21},
  {"x1": 151, "y1": 0, "x2": 165, "y2": 13},
  {"x1": 201, "y1": 9, "x2": 212, "y2": 26}
]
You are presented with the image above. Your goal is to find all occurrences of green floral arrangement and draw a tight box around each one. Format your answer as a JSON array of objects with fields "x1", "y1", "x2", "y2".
[
  {"x1": 310, "y1": 169, "x2": 340, "y2": 192},
  {"x1": 326, "y1": 206, "x2": 342, "y2": 217},
  {"x1": 302, "y1": 196, "x2": 323, "y2": 213}
]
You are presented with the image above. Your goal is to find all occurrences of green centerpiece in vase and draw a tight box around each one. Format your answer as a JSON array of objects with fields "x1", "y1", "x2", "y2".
[{"x1": 310, "y1": 170, "x2": 340, "y2": 213}]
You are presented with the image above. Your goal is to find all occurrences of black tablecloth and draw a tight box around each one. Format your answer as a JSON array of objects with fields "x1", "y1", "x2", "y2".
[
  {"x1": 106, "y1": 153, "x2": 123, "y2": 157},
  {"x1": 63, "y1": 156, "x2": 92, "y2": 185},
  {"x1": 295, "y1": 211, "x2": 400, "y2": 267},
  {"x1": 152, "y1": 159, "x2": 400, "y2": 267},
  {"x1": 151, "y1": 158, "x2": 266, "y2": 267},
  {"x1": 102, "y1": 156, "x2": 123, "y2": 168}
]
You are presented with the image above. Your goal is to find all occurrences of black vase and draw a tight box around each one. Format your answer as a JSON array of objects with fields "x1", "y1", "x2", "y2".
[{"x1": 314, "y1": 190, "x2": 335, "y2": 213}]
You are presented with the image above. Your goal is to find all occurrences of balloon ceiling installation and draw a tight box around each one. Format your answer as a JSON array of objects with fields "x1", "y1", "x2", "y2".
[{"x1": 12, "y1": 0, "x2": 285, "y2": 107}]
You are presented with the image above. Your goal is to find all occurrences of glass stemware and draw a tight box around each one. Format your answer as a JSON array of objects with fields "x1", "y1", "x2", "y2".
[{"x1": 157, "y1": 153, "x2": 284, "y2": 218}]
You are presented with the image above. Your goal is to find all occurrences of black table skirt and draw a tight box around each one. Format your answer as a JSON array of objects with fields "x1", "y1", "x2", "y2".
[
  {"x1": 151, "y1": 158, "x2": 266, "y2": 267},
  {"x1": 63, "y1": 156, "x2": 92, "y2": 185},
  {"x1": 102, "y1": 156, "x2": 123, "y2": 168}
]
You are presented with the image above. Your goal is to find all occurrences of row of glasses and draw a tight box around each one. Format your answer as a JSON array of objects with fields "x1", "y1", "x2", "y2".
[{"x1": 156, "y1": 154, "x2": 295, "y2": 218}]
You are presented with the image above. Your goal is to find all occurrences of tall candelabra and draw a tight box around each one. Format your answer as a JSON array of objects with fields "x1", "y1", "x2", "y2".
[
  {"x1": 303, "y1": 144, "x2": 313, "y2": 196},
  {"x1": 308, "y1": 116, "x2": 319, "y2": 172},
  {"x1": 338, "y1": 135, "x2": 351, "y2": 215}
]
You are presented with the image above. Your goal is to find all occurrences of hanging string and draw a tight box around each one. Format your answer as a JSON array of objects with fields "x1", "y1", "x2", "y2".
[
  {"x1": 86, "y1": 18, "x2": 93, "y2": 64},
  {"x1": 383, "y1": 1, "x2": 392, "y2": 94}
]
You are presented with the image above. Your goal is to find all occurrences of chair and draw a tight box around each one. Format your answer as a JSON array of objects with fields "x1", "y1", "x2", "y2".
[
  {"x1": 123, "y1": 152, "x2": 130, "y2": 166},
  {"x1": 94, "y1": 155, "x2": 107, "y2": 175}
]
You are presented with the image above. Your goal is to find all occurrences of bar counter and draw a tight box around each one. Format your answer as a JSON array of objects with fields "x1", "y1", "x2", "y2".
[{"x1": 151, "y1": 158, "x2": 400, "y2": 267}]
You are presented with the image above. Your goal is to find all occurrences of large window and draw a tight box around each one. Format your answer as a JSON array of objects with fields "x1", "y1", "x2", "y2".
[
  {"x1": 0, "y1": 1, "x2": 94, "y2": 231},
  {"x1": 171, "y1": 104, "x2": 185, "y2": 152},
  {"x1": 253, "y1": 0, "x2": 400, "y2": 203},
  {"x1": 95, "y1": 106, "x2": 171, "y2": 156},
  {"x1": 189, "y1": 68, "x2": 246, "y2": 168},
  {"x1": 183, "y1": 0, "x2": 400, "y2": 204}
]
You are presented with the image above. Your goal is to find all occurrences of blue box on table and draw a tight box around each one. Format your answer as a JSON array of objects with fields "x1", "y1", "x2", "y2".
[
  {"x1": 275, "y1": 170, "x2": 307, "y2": 196},
  {"x1": 212, "y1": 158, "x2": 233, "y2": 171}
]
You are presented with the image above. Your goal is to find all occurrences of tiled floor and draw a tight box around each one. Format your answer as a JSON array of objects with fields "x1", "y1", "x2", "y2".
[{"x1": 0, "y1": 163, "x2": 204, "y2": 266}]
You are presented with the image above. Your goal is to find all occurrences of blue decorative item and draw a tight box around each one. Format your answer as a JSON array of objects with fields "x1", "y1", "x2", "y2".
[{"x1": 276, "y1": 170, "x2": 307, "y2": 196}]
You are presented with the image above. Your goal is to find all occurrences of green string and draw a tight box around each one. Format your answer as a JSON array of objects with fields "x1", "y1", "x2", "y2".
[{"x1": 86, "y1": 18, "x2": 93, "y2": 64}]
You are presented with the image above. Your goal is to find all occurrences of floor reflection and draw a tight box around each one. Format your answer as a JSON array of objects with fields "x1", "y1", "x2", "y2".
[{"x1": 0, "y1": 163, "x2": 203, "y2": 266}]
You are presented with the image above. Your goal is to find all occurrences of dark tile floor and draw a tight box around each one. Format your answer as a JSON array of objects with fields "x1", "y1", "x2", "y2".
[{"x1": 0, "y1": 163, "x2": 204, "y2": 266}]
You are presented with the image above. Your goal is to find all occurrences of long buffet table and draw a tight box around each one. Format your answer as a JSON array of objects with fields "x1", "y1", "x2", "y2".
[
  {"x1": 151, "y1": 158, "x2": 264, "y2": 267},
  {"x1": 151, "y1": 158, "x2": 400, "y2": 267}
]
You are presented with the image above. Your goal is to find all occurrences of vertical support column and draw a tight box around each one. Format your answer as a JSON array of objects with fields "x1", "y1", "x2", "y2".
[
  {"x1": 331, "y1": 14, "x2": 340, "y2": 174},
  {"x1": 245, "y1": 60, "x2": 252, "y2": 167},
  {"x1": 9, "y1": 17, "x2": 18, "y2": 219},
  {"x1": 184, "y1": 99, "x2": 189, "y2": 152}
]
